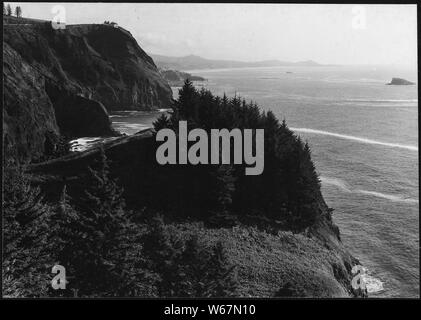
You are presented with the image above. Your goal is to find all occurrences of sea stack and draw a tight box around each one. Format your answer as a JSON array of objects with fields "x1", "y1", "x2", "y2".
[{"x1": 387, "y1": 78, "x2": 415, "y2": 85}]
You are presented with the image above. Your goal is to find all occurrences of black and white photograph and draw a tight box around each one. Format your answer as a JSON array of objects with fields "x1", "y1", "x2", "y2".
[{"x1": 2, "y1": 2, "x2": 418, "y2": 302}]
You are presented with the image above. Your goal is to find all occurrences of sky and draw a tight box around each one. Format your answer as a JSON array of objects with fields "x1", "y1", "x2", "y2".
[{"x1": 7, "y1": 3, "x2": 418, "y2": 66}]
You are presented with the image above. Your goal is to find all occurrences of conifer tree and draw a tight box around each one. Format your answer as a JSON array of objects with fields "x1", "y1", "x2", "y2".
[
  {"x1": 55, "y1": 149, "x2": 140, "y2": 296},
  {"x1": 209, "y1": 165, "x2": 236, "y2": 213},
  {"x1": 205, "y1": 241, "x2": 238, "y2": 297},
  {"x1": 15, "y1": 6, "x2": 21, "y2": 18},
  {"x1": 158, "y1": 78, "x2": 324, "y2": 231},
  {"x1": 141, "y1": 217, "x2": 238, "y2": 297},
  {"x1": 2, "y1": 165, "x2": 54, "y2": 297},
  {"x1": 175, "y1": 79, "x2": 198, "y2": 120},
  {"x1": 6, "y1": 4, "x2": 12, "y2": 16},
  {"x1": 153, "y1": 113, "x2": 171, "y2": 131}
]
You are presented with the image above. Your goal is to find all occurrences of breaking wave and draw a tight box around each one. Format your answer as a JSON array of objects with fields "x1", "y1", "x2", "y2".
[
  {"x1": 342, "y1": 98, "x2": 418, "y2": 103},
  {"x1": 356, "y1": 190, "x2": 419, "y2": 204},
  {"x1": 291, "y1": 128, "x2": 418, "y2": 152},
  {"x1": 362, "y1": 273, "x2": 385, "y2": 294},
  {"x1": 321, "y1": 176, "x2": 419, "y2": 204}
]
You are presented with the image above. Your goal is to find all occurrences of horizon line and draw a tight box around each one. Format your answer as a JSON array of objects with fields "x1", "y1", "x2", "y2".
[{"x1": 148, "y1": 52, "x2": 417, "y2": 68}]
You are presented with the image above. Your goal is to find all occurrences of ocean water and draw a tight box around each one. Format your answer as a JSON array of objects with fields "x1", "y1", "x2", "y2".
[
  {"x1": 110, "y1": 110, "x2": 168, "y2": 135},
  {"x1": 109, "y1": 65, "x2": 419, "y2": 298}
]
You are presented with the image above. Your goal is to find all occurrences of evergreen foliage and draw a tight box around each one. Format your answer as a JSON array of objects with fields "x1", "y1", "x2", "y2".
[
  {"x1": 2, "y1": 165, "x2": 54, "y2": 297},
  {"x1": 153, "y1": 113, "x2": 171, "y2": 131},
  {"x1": 3, "y1": 80, "x2": 325, "y2": 297},
  {"x1": 14, "y1": 6, "x2": 21, "y2": 18},
  {"x1": 149, "y1": 80, "x2": 322, "y2": 231},
  {"x1": 53, "y1": 149, "x2": 142, "y2": 296},
  {"x1": 141, "y1": 215, "x2": 238, "y2": 297}
]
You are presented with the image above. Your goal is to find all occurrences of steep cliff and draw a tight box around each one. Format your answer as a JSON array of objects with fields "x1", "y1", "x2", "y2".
[
  {"x1": 3, "y1": 16, "x2": 172, "y2": 162},
  {"x1": 3, "y1": 42, "x2": 60, "y2": 163}
]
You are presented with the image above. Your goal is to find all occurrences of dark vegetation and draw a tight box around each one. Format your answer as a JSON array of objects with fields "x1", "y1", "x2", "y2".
[
  {"x1": 159, "y1": 69, "x2": 206, "y2": 86},
  {"x1": 3, "y1": 4, "x2": 15, "y2": 17},
  {"x1": 3, "y1": 155, "x2": 239, "y2": 297},
  {"x1": 3, "y1": 4, "x2": 22, "y2": 17},
  {"x1": 3, "y1": 80, "x2": 326, "y2": 297},
  {"x1": 149, "y1": 80, "x2": 322, "y2": 231}
]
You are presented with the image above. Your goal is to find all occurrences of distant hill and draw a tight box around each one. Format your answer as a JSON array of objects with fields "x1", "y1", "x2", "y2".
[
  {"x1": 150, "y1": 54, "x2": 324, "y2": 71},
  {"x1": 159, "y1": 68, "x2": 206, "y2": 86}
]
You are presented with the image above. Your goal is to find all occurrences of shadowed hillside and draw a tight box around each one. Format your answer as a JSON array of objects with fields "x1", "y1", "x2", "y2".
[{"x1": 3, "y1": 16, "x2": 172, "y2": 162}]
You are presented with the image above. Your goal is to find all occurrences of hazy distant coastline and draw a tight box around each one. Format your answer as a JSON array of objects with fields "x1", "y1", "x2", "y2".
[{"x1": 150, "y1": 53, "x2": 332, "y2": 71}]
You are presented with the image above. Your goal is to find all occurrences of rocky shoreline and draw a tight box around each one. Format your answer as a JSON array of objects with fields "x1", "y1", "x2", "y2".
[{"x1": 4, "y1": 16, "x2": 361, "y2": 298}]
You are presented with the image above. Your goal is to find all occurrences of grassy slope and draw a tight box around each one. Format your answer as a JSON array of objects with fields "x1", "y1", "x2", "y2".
[{"x1": 167, "y1": 222, "x2": 352, "y2": 297}]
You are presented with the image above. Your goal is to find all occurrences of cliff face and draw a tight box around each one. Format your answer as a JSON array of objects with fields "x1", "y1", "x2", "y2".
[
  {"x1": 3, "y1": 17, "x2": 172, "y2": 162},
  {"x1": 3, "y1": 19, "x2": 172, "y2": 110},
  {"x1": 3, "y1": 42, "x2": 61, "y2": 163}
]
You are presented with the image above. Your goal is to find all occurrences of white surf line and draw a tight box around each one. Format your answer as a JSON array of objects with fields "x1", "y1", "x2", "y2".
[
  {"x1": 290, "y1": 128, "x2": 418, "y2": 152},
  {"x1": 356, "y1": 190, "x2": 419, "y2": 204},
  {"x1": 361, "y1": 273, "x2": 384, "y2": 294},
  {"x1": 321, "y1": 176, "x2": 419, "y2": 204},
  {"x1": 343, "y1": 99, "x2": 418, "y2": 103},
  {"x1": 320, "y1": 176, "x2": 352, "y2": 192}
]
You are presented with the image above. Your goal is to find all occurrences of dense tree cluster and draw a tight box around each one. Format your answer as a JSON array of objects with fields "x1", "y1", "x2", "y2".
[
  {"x1": 151, "y1": 80, "x2": 321, "y2": 230},
  {"x1": 141, "y1": 216, "x2": 238, "y2": 297},
  {"x1": 2, "y1": 151, "x2": 238, "y2": 297},
  {"x1": 3, "y1": 4, "x2": 21, "y2": 17},
  {"x1": 3, "y1": 80, "x2": 322, "y2": 297},
  {"x1": 3, "y1": 165, "x2": 54, "y2": 297}
]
